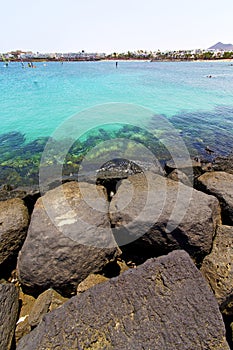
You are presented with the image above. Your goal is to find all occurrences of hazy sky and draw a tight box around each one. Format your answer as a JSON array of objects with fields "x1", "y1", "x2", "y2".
[{"x1": 1, "y1": 0, "x2": 233, "y2": 53}]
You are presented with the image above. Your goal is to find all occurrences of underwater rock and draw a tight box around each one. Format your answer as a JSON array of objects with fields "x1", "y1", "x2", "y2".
[
  {"x1": 16, "y1": 251, "x2": 229, "y2": 350},
  {"x1": 0, "y1": 198, "x2": 29, "y2": 267},
  {"x1": 97, "y1": 158, "x2": 164, "y2": 180},
  {"x1": 17, "y1": 181, "x2": 120, "y2": 296}
]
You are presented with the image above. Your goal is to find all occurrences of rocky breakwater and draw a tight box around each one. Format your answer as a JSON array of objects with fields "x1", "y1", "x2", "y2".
[{"x1": 1, "y1": 155, "x2": 233, "y2": 348}]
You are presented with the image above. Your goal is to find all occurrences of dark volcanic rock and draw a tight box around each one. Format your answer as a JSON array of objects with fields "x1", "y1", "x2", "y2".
[
  {"x1": 0, "y1": 198, "x2": 29, "y2": 267},
  {"x1": 196, "y1": 171, "x2": 233, "y2": 225},
  {"x1": 17, "y1": 181, "x2": 120, "y2": 296},
  {"x1": 0, "y1": 185, "x2": 39, "y2": 201},
  {"x1": 97, "y1": 158, "x2": 164, "y2": 179},
  {"x1": 110, "y1": 172, "x2": 221, "y2": 260},
  {"x1": 167, "y1": 169, "x2": 191, "y2": 186},
  {"x1": 164, "y1": 158, "x2": 202, "y2": 180},
  {"x1": 0, "y1": 185, "x2": 40, "y2": 214},
  {"x1": 0, "y1": 283, "x2": 19, "y2": 350},
  {"x1": 212, "y1": 153, "x2": 233, "y2": 174},
  {"x1": 201, "y1": 225, "x2": 233, "y2": 310},
  {"x1": 17, "y1": 251, "x2": 229, "y2": 350}
]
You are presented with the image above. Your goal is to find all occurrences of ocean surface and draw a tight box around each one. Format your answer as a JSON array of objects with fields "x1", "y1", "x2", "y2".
[{"x1": 1, "y1": 60, "x2": 233, "y2": 186}]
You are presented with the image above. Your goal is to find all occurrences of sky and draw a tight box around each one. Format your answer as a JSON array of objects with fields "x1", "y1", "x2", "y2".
[{"x1": 1, "y1": 0, "x2": 233, "y2": 53}]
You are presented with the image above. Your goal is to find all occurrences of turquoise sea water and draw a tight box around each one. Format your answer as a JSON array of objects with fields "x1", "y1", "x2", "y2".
[{"x1": 1, "y1": 60, "x2": 233, "y2": 185}]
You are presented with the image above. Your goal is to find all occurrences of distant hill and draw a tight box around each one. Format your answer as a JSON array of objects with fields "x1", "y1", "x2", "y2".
[{"x1": 208, "y1": 42, "x2": 233, "y2": 51}]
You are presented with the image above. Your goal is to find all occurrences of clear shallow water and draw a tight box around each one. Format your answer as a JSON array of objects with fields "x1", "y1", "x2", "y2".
[{"x1": 0, "y1": 60, "x2": 233, "y2": 185}]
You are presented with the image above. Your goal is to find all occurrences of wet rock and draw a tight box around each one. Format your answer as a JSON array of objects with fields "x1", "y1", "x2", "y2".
[
  {"x1": 201, "y1": 161, "x2": 213, "y2": 172},
  {"x1": 96, "y1": 158, "x2": 165, "y2": 200},
  {"x1": 213, "y1": 153, "x2": 233, "y2": 174},
  {"x1": 164, "y1": 158, "x2": 202, "y2": 180},
  {"x1": 110, "y1": 172, "x2": 221, "y2": 260},
  {"x1": 77, "y1": 274, "x2": 109, "y2": 294},
  {"x1": 17, "y1": 251, "x2": 229, "y2": 350},
  {"x1": 97, "y1": 158, "x2": 164, "y2": 179},
  {"x1": 167, "y1": 169, "x2": 191, "y2": 186},
  {"x1": 0, "y1": 198, "x2": 29, "y2": 267},
  {"x1": 17, "y1": 181, "x2": 120, "y2": 296},
  {"x1": 201, "y1": 225, "x2": 233, "y2": 310},
  {"x1": 28, "y1": 289, "x2": 68, "y2": 327},
  {"x1": 196, "y1": 171, "x2": 233, "y2": 225},
  {"x1": 0, "y1": 283, "x2": 19, "y2": 350},
  {"x1": 0, "y1": 185, "x2": 39, "y2": 201}
]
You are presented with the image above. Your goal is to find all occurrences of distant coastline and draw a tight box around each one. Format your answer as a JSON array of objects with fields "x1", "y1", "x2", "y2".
[
  {"x1": 1, "y1": 57, "x2": 233, "y2": 63},
  {"x1": 1, "y1": 45, "x2": 233, "y2": 63}
]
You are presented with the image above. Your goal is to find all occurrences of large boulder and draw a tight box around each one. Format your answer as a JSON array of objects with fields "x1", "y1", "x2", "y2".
[
  {"x1": 0, "y1": 198, "x2": 29, "y2": 267},
  {"x1": 17, "y1": 250, "x2": 229, "y2": 350},
  {"x1": 201, "y1": 225, "x2": 233, "y2": 310},
  {"x1": 0, "y1": 283, "x2": 19, "y2": 350},
  {"x1": 17, "y1": 181, "x2": 120, "y2": 296},
  {"x1": 110, "y1": 173, "x2": 221, "y2": 260},
  {"x1": 196, "y1": 171, "x2": 233, "y2": 224}
]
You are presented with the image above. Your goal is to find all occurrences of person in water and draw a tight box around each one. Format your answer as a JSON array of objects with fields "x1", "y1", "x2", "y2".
[{"x1": 116, "y1": 61, "x2": 118, "y2": 68}]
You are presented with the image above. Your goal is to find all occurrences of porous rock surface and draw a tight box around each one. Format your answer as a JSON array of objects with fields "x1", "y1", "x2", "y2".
[
  {"x1": 212, "y1": 154, "x2": 233, "y2": 174},
  {"x1": 17, "y1": 250, "x2": 229, "y2": 350},
  {"x1": 0, "y1": 283, "x2": 19, "y2": 350},
  {"x1": 17, "y1": 181, "x2": 120, "y2": 296},
  {"x1": 201, "y1": 225, "x2": 233, "y2": 309},
  {"x1": 110, "y1": 172, "x2": 221, "y2": 260},
  {"x1": 196, "y1": 171, "x2": 233, "y2": 224},
  {"x1": 0, "y1": 198, "x2": 29, "y2": 266}
]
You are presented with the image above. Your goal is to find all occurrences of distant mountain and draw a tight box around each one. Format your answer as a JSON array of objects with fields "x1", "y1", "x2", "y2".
[{"x1": 208, "y1": 42, "x2": 233, "y2": 51}]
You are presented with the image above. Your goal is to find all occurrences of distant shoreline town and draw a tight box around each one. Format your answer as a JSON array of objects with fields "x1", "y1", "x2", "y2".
[{"x1": 1, "y1": 43, "x2": 233, "y2": 62}]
